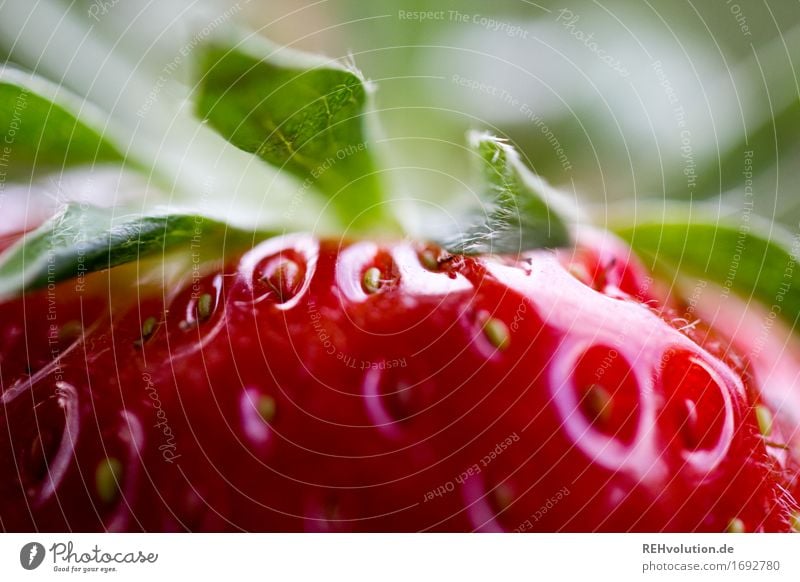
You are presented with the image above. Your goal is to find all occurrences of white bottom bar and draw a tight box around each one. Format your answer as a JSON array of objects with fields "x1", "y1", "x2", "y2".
[{"x1": 1, "y1": 533, "x2": 798, "y2": 580}]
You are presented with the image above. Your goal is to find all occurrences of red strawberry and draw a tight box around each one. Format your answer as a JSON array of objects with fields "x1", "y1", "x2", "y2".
[{"x1": 0, "y1": 231, "x2": 798, "y2": 532}]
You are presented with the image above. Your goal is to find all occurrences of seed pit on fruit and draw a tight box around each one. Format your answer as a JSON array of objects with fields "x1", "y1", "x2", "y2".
[
  {"x1": 176, "y1": 274, "x2": 224, "y2": 330},
  {"x1": 361, "y1": 256, "x2": 400, "y2": 295},
  {"x1": 573, "y1": 346, "x2": 640, "y2": 443},
  {"x1": 21, "y1": 408, "x2": 66, "y2": 495},
  {"x1": 567, "y1": 262, "x2": 593, "y2": 287},
  {"x1": 257, "y1": 395, "x2": 277, "y2": 423},
  {"x1": 558, "y1": 238, "x2": 648, "y2": 300},
  {"x1": 197, "y1": 293, "x2": 213, "y2": 321},
  {"x1": 560, "y1": 248, "x2": 604, "y2": 291},
  {"x1": 253, "y1": 256, "x2": 304, "y2": 304},
  {"x1": 362, "y1": 364, "x2": 440, "y2": 439},
  {"x1": 362, "y1": 367, "x2": 428, "y2": 438},
  {"x1": 4, "y1": 380, "x2": 82, "y2": 503},
  {"x1": 362, "y1": 266, "x2": 383, "y2": 294},
  {"x1": 134, "y1": 316, "x2": 158, "y2": 347},
  {"x1": 479, "y1": 312, "x2": 510, "y2": 351},
  {"x1": 464, "y1": 304, "x2": 518, "y2": 360},
  {"x1": 95, "y1": 457, "x2": 122, "y2": 505},
  {"x1": 726, "y1": 517, "x2": 746, "y2": 533},
  {"x1": 240, "y1": 389, "x2": 276, "y2": 447},
  {"x1": 491, "y1": 482, "x2": 515, "y2": 512},
  {"x1": 659, "y1": 351, "x2": 730, "y2": 453},
  {"x1": 580, "y1": 384, "x2": 613, "y2": 424},
  {"x1": 99, "y1": 412, "x2": 144, "y2": 530},
  {"x1": 337, "y1": 243, "x2": 403, "y2": 302},
  {"x1": 389, "y1": 244, "x2": 472, "y2": 295},
  {"x1": 419, "y1": 248, "x2": 440, "y2": 271},
  {"x1": 304, "y1": 495, "x2": 350, "y2": 532},
  {"x1": 237, "y1": 234, "x2": 318, "y2": 310},
  {"x1": 755, "y1": 404, "x2": 773, "y2": 437},
  {"x1": 262, "y1": 258, "x2": 301, "y2": 301},
  {"x1": 57, "y1": 320, "x2": 83, "y2": 347},
  {"x1": 462, "y1": 474, "x2": 505, "y2": 532},
  {"x1": 417, "y1": 245, "x2": 457, "y2": 274}
]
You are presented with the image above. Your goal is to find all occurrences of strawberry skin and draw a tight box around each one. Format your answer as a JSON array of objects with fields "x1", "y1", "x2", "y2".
[{"x1": 0, "y1": 233, "x2": 798, "y2": 532}]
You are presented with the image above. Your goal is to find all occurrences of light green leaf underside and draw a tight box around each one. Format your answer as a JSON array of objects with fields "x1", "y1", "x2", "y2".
[
  {"x1": 0, "y1": 68, "x2": 123, "y2": 179},
  {"x1": 0, "y1": 204, "x2": 251, "y2": 299}
]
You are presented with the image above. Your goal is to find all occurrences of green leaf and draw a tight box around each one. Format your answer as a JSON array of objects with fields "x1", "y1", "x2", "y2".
[
  {"x1": 0, "y1": 204, "x2": 252, "y2": 299},
  {"x1": 445, "y1": 132, "x2": 574, "y2": 255},
  {"x1": 0, "y1": 68, "x2": 123, "y2": 180},
  {"x1": 617, "y1": 215, "x2": 800, "y2": 327},
  {"x1": 194, "y1": 36, "x2": 391, "y2": 232}
]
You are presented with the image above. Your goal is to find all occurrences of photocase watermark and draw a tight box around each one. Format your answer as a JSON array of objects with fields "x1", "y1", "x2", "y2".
[
  {"x1": 555, "y1": 9, "x2": 630, "y2": 78},
  {"x1": 509, "y1": 300, "x2": 527, "y2": 333},
  {"x1": 423, "y1": 432, "x2": 520, "y2": 502},
  {"x1": 86, "y1": 0, "x2": 120, "y2": 22},
  {"x1": 20, "y1": 542, "x2": 46, "y2": 570},
  {"x1": 19, "y1": 540, "x2": 158, "y2": 573},
  {"x1": 451, "y1": 74, "x2": 573, "y2": 172},
  {"x1": 137, "y1": 1, "x2": 250, "y2": 118},
  {"x1": 47, "y1": 541, "x2": 157, "y2": 574},
  {"x1": 142, "y1": 372, "x2": 181, "y2": 464},
  {"x1": 513, "y1": 486, "x2": 571, "y2": 531},
  {"x1": 397, "y1": 10, "x2": 529, "y2": 39}
]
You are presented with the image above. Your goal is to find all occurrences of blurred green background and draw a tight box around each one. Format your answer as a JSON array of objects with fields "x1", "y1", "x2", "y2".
[
  {"x1": 243, "y1": 0, "x2": 800, "y2": 228},
  {"x1": 2, "y1": 0, "x2": 798, "y2": 231}
]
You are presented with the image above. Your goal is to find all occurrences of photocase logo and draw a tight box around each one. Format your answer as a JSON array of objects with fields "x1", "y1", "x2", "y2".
[{"x1": 20, "y1": 542, "x2": 46, "y2": 570}]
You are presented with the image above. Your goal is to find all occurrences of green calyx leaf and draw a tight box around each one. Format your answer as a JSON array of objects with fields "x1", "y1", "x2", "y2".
[
  {"x1": 194, "y1": 36, "x2": 393, "y2": 233},
  {"x1": 617, "y1": 212, "x2": 800, "y2": 328},
  {"x1": 445, "y1": 132, "x2": 574, "y2": 255},
  {"x1": 0, "y1": 203, "x2": 254, "y2": 300},
  {"x1": 0, "y1": 68, "x2": 124, "y2": 180}
]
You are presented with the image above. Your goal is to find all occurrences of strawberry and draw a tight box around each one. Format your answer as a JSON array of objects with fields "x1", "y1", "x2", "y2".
[
  {"x1": 1, "y1": 4, "x2": 798, "y2": 536},
  {"x1": 1, "y1": 231, "x2": 797, "y2": 532}
]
